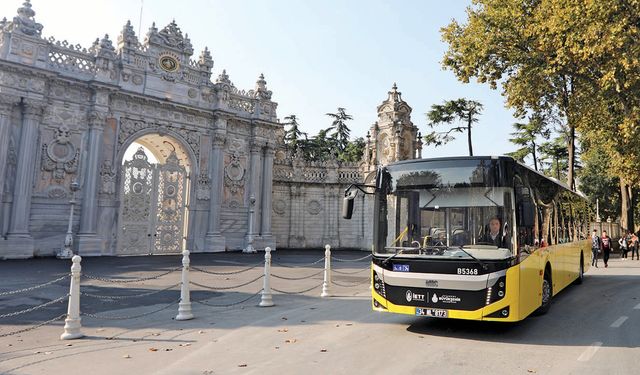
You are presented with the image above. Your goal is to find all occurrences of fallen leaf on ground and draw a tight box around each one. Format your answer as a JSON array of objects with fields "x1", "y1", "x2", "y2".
[
  {"x1": 275, "y1": 346, "x2": 280, "y2": 349},
  {"x1": 123, "y1": 354, "x2": 131, "y2": 359},
  {"x1": 179, "y1": 343, "x2": 191, "y2": 347},
  {"x1": 281, "y1": 317, "x2": 288, "y2": 320},
  {"x1": 320, "y1": 349, "x2": 328, "y2": 352},
  {"x1": 198, "y1": 330, "x2": 205, "y2": 334},
  {"x1": 152, "y1": 333, "x2": 160, "y2": 336},
  {"x1": 285, "y1": 339, "x2": 297, "y2": 343},
  {"x1": 238, "y1": 364, "x2": 247, "y2": 367},
  {"x1": 44, "y1": 351, "x2": 52, "y2": 355},
  {"x1": 149, "y1": 348, "x2": 158, "y2": 352},
  {"x1": 527, "y1": 370, "x2": 536, "y2": 373},
  {"x1": 345, "y1": 323, "x2": 353, "y2": 326},
  {"x1": 164, "y1": 348, "x2": 173, "y2": 352},
  {"x1": 277, "y1": 328, "x2": 288, "y2": 332}
]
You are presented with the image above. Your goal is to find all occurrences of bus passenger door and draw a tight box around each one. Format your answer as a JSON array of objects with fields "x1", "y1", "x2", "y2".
[{"x1": 515, "y1": 180, "x2": 543, "y2": 319}]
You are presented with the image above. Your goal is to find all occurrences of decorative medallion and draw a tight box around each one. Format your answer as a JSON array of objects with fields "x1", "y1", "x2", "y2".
[
  {"x1": 41, "y1": 125, "x2": 80, "y2": 182},
  {"x1": 159, "y1": 54, "x2": 179, "y2": 72},
  {"x1": 273, "y1": 199, "x2": 287, "y2": 215},
  {"x1": 224, "y1": 153, "x2": 245, "y2": 193},
  {"x1": 307, "y1": 200, "x2": 322, "y2": 215}
]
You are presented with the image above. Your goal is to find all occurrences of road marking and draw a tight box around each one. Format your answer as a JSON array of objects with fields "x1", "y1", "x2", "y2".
[
  {"x1": 634, "y1": 303, "x2": 640, "y2": 310},
  {"x1": 577, "y1": 342, "x2": 602, "y2": 362},
  {"x1": 610, "y1": 316, "x2": 628, "y2": 328}
]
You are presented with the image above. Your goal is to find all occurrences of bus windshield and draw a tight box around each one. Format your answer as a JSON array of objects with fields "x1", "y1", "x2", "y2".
[{"x1": 374, "y1": 160, "x2": 516, "y2": 260}]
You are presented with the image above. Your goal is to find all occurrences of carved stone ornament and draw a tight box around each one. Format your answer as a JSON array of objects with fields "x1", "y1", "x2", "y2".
[
  {"x1": 307, "y1": 200, "x2": 322, "y2": 215},
  {"x1": 273, "y1": 199, "x2": 287, "y2": 216},
  {"x1": 118, "y1": 118, "x2": 200, "y2": 160},
  {"x1": 196, "y1": 172, "x2": 211, "y2": 200},
  {"x1": 41, "y1": 125, "x2": 80, "y2": 182},
  {"x1": 224, "y1": 153, "x2": 245, "y2": 193},
  {"x1": 99, "y1": 160, "x2": 116, "y2": 195}
]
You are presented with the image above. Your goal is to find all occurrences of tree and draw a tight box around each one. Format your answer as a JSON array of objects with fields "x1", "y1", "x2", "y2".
[
  {"x1": 325, "y1": 108, "x2": 353, "y2": 153},
  {"x1": 579, "y1": 144, "x2": 621, "y2": 223},
  {"x1": 339, "y1": 137, "x2": 366, "y2": 163},
  {"x1": 440, "y1": 0, "x2": 611, "y2": 190},
  {"x1": 424, "y1": 98, "x2": 483, "y2": 156},
  {"x1": 539, "y1": 137, "x2": 569, "y2": 181},
  {"x1": 507, "y1": 116, "x2": 550, "y2": 171},
  {"x1": 283, "y1": 114, "x2": 306, "y2": 150}
]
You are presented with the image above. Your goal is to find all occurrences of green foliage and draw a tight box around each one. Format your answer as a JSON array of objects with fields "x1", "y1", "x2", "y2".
[
  {"x1": 579, "y1": 145, "x2": 620, "y2": 221},
  {"x1": 425, "y1": 98, "x2": 483, "y2": 156},
  {"x1": 507, "y1": 116, "x2": 550, "y2": 171},
  {"x1": 339, "y1": 137, "x2": 366, "y2": 163},
  {"x1": 326, "y1": 108, "x2": 354, "y2": 153},
  {"x1": 283, "y1": 114, "x2": 306, "y2": 150}
]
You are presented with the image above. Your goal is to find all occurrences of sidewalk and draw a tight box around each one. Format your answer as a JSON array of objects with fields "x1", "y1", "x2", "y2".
[{"x1": 0, "y1": 249, "x2": 373, "y2": 375}]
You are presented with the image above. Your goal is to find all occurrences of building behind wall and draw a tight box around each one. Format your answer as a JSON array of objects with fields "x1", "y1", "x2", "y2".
[{"x1": 0, "y1": 1, "x2": 422, "y2": 259}]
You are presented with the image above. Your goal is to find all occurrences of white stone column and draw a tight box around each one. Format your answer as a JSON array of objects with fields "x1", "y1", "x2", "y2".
[
  {"x1": 6, "y1": 100, "x2": 44, "y2": 257},
  {"x1": 245, "y1": 142, "x2": 262, "y2": 248},
  {"x1": 0, "y1": 97, "x2": 18, "y2": 200},
  {"x1": 260, "y1": 144, "x2": 275, "y2": 241},
  {"x1": 77, "y1": 111, "x2": 105, "y2": 255},
  {"x1": 205, "y1": 129, "x2": 226, "y2": 252}
]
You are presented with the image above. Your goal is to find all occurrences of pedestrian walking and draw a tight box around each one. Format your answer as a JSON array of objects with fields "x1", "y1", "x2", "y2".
[
  {"x1": 591, "y1": 229, "x2": 601, "y2": 268},
  {"x1": 631, "y1": 232, "x2": 640, "y2": 260},
  {"x1": 601, "y1": 230, "x2": 612, "y2": 267},
  {"x1": 619, "y1": 231, "x2": 629, "y2": 260}
]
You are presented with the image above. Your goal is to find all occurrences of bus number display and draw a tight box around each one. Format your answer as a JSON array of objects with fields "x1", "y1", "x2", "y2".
[{"x1": 457, "y1": 268, "x2": 478, "y2": 275}]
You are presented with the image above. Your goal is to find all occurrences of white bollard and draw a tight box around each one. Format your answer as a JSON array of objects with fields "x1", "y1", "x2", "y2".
[
  {"x1": 176, "y1": 250, "x2": 194, "y2": 321},
  {"x1": 259, "y1": 247, "x2": 274, "y2": 307},
  {"x1": 321, "y1": 244, "x2": 332, "y2": 297},
  {"x1": 61, "y1": 255, "x2": 83, "y2": 340}
]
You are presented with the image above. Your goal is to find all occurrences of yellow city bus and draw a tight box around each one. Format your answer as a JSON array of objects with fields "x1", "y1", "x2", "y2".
[{"x1": 343, "y1": 156, "x2": 591, "y2": 322}]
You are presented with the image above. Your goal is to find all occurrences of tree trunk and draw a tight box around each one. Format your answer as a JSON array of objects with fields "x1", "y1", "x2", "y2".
[
  {"x1": 532, "y1": 141, "x2": 538, "y2": 171},
  {"x1": 620, "y1": 180, "x2": 629, "y2": 231},
  {"x1": 467, "y1": 117, "x2": 473, "y2": 156},
  {"x1": 567, "y1": 125, "x2": 575, "y2": 190}
]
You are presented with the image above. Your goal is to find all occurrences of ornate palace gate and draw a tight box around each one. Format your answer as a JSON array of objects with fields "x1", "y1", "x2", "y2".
[{"x1": 117, "y1": 148, "x2": 188, "y2": 255}]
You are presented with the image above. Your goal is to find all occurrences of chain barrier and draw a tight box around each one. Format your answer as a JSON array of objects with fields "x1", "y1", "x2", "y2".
[
  {"x1": 82, "y1": 299, "x2": 180, "y2": 320},
  {"x1": 331, "y1": 278, "x2": 371, "y2": 287},
  {"x1": 271, "y1": 269, "x2": 324, "y2": 281},
  {"x1": 193, "y1": 289, "x2": 263, "y2": 308},
  {"x1": 331, "y1": 254, "x2": 372, "y2": 262},
  {"x1": 190, "y1": 275, "x2": 264, "y2": 291},
  {"x1": 190, "y1": 262, "x2": 263, "y2": 276},
  {"x1": 271, "y1": 256, "x2": 325, "y2": 268},
  {"x1": 331, "y1": 267, "x2": 370, "y2": 275},
  {"x1": 0, "y1": 294, "x2": 69, "y2": 319},
  {"x1": 271, "y1": 282, "x2": 323, "y2": 295},
  {"x1": 0, "y1": 313, "x2": 67, "y2": 338},
  {"x1": 0, "y1": 295, "x2": 68, "y2": 320},
  {"x1": 80, "y1": 283, "x2": 181, "y2": 301},
  {"x1": 0, "y1": 274, "x2": 70, "y2": 297},
  {"x1": 82, "y1": 267, "x2": 181, "y2": 283}
]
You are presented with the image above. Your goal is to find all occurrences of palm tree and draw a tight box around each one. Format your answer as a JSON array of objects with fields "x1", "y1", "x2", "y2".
[
  {"x1": 425, "y1": 98, "x2": 483, "y2": 156},
  {"x1": 326, "y1": 107, "x2": 353, "y2": 152}
]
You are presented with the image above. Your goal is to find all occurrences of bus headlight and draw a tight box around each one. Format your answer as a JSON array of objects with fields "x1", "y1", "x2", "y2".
[
  {"x1": 372, "y1": 271, "x2": 386, "y2": 298},
  {"x1": 486, "y1": 276, "x2": 506, "y2": 305}
]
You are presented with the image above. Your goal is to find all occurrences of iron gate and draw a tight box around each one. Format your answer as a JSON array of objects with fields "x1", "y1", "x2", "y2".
[{"x1": 117, "y1": 147, "x2": 187, "y2": 255}]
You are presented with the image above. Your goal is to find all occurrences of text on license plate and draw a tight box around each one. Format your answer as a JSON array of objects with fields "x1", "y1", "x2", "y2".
[{"x1": 415, "y1": 308, "x2": 448, "y2": 318}]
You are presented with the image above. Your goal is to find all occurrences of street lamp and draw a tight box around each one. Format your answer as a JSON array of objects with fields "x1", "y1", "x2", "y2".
[
  {"x1": 607, "y1": 216, "x2": 612, "y2": 237},
  {"x1": 243, "y1": 194, "x2": 256, "y2": 253},
  {"x1": 57, "y1": 180, "x2": 80, "y2": 259}
]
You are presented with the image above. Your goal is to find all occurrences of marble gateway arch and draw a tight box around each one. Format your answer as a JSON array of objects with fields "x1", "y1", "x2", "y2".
[{"x1": 0, "y1": 1, "x2": 422, "y2": 259}]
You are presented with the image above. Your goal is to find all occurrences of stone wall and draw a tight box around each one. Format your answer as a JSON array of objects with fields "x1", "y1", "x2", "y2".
[{"x1": 271, "y1": 150, "x2": 373, "y2": 250}]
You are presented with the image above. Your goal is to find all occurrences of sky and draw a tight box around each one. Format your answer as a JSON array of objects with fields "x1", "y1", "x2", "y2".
[{"x1": 0, "y1": 0, "x2": 519, "y2": 159}]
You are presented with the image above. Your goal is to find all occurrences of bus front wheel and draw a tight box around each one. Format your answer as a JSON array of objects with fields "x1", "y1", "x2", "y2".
[{"x1": 536, "y1": 271, "x2": 553, "y2": 315}]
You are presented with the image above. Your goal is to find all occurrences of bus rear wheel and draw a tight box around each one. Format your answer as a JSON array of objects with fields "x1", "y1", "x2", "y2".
[
  {"x1": 536, "y1": 272, "x2": 552, "y2": 315},
  {"x1": 574, "y1": 255, "x2": 584, "y2": 285}
]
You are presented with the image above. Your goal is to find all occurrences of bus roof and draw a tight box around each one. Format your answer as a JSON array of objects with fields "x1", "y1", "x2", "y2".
[{"x1": 384, "y1": 155, "x2": 585, "y2": 198}]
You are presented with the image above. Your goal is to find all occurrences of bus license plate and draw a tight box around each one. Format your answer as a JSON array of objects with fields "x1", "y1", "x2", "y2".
[{"x1": 416, "y1": 308, "x2": 448, "y2": 318}]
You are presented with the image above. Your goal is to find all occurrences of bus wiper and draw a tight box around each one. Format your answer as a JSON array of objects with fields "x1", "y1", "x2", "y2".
[
  {"x1": 455, "y1": 246, "x2": 488, "y2": 271},
  {"x1": 382, "y1": 249, "x2": 405, "y2": 266}
]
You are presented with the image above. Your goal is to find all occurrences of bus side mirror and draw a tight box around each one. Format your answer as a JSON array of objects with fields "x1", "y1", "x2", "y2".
[{"x1": 342, "y1": 190, "x2": 357, "y2": 219}]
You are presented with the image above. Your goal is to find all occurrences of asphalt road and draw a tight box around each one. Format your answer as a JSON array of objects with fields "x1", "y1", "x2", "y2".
[{"x1": 0, "y1": 250, "x2": 638, "y2": 375}]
